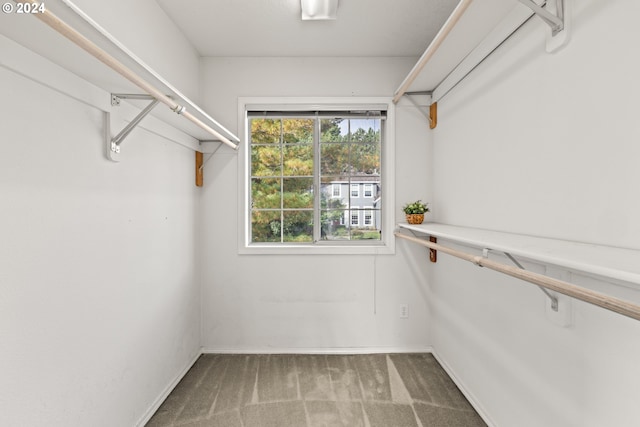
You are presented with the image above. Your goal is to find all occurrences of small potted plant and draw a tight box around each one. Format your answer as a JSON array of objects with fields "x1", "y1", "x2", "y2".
[{"x1": 402, "y1": 200, "x2": 429, "y2": 224}]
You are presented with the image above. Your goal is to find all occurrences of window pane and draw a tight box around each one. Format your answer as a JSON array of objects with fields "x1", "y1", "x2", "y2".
[
  {"x1": 283, "y1": 145, "x2": 313, "y2": 176},
  {"x1": 251, "y1": 119, "x2": 281, "y2": 144},
  {"x1": 321, "y1": 209, "x2": 349, "y2": 240},
  {"x1": 251, "y1": 210, "x2": 281, "y2": 242},
  {"x1": 283, "y1": 119, "x2": 313, "y2": 143},
  {"x1": 352, "y1": 228, "x2": 381, "y2": 240},
  {"x1": 320, "y1": 209, "x2": 381, "y2": 241},
  {"x1": 320, "y1": 118, "x2": 347, "y2": 142},
  {"x1": 321, "y1": 143, "x2": 349, "y2": 175},
  {"x1": 350, "y1": 208, "x2": 382, "y2": 241},
  {"x1": 321, "y1": 177, "x2": 349, "y2": 208},
  {"x1": 252, "y1": 145, "x2": 281, "y2": 177},
  {"x1": 282, "y1": 210, "x2": 313, "y2": 242},
  {"x1": 283, "y1": 178, "x2": 313, "y2": 209},
  {"x1": 249, "y1": 112, "x2": 384, "y2": 247},
  {"x1": 349, "y1": 119, "x2": 380, "y2": 143},
  {"x1": 350, "y1": 143, "x2": 380, "y2": 175},
  {"x1": 251, "y1": 178, "x2": 281, "y2": 209}
]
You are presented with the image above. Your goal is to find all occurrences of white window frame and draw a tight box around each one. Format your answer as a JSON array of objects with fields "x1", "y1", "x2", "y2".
[
  {"x1": 238, "y1": 97, "x2": 395, "y2": 255},
  {"x1": 350, "y1": 210, "x2": 360, "y2": 227},
  {"x1": 350, "y1": 184, "x2": 360, "y2": 199},
  {"x1": 332, "y1": 183, "x2": 341, "y2": 199},
  {"x1": 363, "y1": 184, "x2": 374, "y2": 198},
  {"x1": 364, "y1": 208, "x2": 374, "y2": 226}
]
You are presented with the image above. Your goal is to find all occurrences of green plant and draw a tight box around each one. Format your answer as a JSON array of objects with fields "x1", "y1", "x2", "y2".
[{"x1": 402, "y1": 200, "x2": 429, "y2": 214}]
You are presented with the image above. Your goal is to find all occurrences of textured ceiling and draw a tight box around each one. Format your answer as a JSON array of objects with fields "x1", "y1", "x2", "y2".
[{"x1": 155, "y1": 0, "x2": 461, "y2": 57}]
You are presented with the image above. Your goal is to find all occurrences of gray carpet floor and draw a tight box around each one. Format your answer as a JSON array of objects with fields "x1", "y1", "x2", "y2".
[{"x1": 146, "y1": 353, "x2": 487, "y2": 427}]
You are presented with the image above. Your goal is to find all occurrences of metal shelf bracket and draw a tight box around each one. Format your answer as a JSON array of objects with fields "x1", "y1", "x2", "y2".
[
  {"x1": 106, "y1": 93, "x2": 160, "y2": 162},
  {"x1": 518, "y1": 0, "x2": 564, "y2": 37},
  {"x1": 498, "y1": 249, "x2": 559, "y2": 311}
]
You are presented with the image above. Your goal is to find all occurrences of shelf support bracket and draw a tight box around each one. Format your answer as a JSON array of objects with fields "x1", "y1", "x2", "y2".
[
  {"x1": 429, "y1": 102, "x2": 438, "y2": 129},
  {"x1": 406, "y1": 229, "x2": 438, "y2": 262},
  {"x1": 195, "y1": 152, "x2": 204, "y2": 187},
  {"x1": 403, "y1": 93, "x2": 437, "y2": 129},
  {"x1": 501, "y1": 250, "x2": 559, "y2": 311},
  {"x1": 429, "y1": 236, "x2": 438, "y2": 262},
  {"x1": 517, "y1": 0, "x2": 564, "y2": 36},
  {"x1": 195, "y1": 142, "x2": 225, "y2": 187},
  {"x1": 106, "y1": 94, "x2": 160, "y2": 162}
]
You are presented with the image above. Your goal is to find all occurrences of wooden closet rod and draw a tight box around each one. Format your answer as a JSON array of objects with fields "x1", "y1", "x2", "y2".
[
  {"x1": 395, "y1": 231, "x2": 640, "y2": 322},
  {"x1": 22, "y1": 0, "x2": 239, "y2": 150}
]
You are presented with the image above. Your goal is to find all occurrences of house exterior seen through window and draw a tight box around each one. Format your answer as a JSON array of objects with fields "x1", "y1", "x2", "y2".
[{"x1": 248, "y1": 111, "x2": 383, "y2": 244}]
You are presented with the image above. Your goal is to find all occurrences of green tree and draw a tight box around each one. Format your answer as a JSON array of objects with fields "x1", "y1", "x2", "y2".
[
  {"x1": 251, "y1": 118, "x2": 314, "y2": 242},
  {"x1": 250, "y1": 117, "x2": 381, "y2": 243}
]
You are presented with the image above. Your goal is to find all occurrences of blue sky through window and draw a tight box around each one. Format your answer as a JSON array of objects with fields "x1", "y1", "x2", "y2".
[{"x1": 338, "y1": 119, "x2": 381, "y2": 137}]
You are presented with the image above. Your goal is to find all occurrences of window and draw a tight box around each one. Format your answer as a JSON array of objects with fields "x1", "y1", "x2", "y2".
[
  {"x1": 350, "y1": 210, "x2": 360, "y2": 227},
  {"x1": 364, "y1": 209, "x2": 373, "y2": 226},
  {"x1": 331, "y1": 183, "x2": 341, "y2": 198},
  {"x1": 240, "y1": 98, "x2": 395, "y2": 254},
  {"x1": 363, "y1": 184, "x2": 373, "y2": 198}
]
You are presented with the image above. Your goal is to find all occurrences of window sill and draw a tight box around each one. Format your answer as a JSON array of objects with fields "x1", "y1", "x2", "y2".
[{"x1": 239, "y1": 242, "x2": 394, "y2": 255}]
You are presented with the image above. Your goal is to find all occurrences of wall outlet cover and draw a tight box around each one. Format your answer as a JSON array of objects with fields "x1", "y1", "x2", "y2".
[{"x1": 400, "y1": 304, "x2": 409, "y2": 319}]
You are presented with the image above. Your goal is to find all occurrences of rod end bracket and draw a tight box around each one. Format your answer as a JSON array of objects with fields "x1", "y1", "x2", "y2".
[{"x1": 104, "y1": 112, "x2": 120, "y2": 162}]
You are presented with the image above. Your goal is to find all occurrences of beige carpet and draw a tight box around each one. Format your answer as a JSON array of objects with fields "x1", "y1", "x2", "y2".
[{"x1": 146, "y1": 353, "x2": 486, "y2": 427}]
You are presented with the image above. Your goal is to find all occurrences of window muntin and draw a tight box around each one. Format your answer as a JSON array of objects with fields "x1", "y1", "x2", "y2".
[{"x1": 249, "y1": 111, "x2": 383, "y2": 244}]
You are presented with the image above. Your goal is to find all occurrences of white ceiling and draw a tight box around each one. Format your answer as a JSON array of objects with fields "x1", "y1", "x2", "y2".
[{"x1": 155, "y1": 0, "x2": 461, "y2": 57}]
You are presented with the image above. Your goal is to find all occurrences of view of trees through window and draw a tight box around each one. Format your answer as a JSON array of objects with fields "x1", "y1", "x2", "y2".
[{"x1": 250, "y1": 114, "x2": 382, "y2": 243}]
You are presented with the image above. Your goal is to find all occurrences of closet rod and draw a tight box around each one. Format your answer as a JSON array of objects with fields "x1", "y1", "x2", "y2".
[
  {"x1": 22, "y1": 0, "x2": 239, "y2": 150},
  {"x1": 392, "y1": 0, "x2": 474, "y2": 104},
  {"x1": 57, "y1": 0, "x2": 239, "y2": 147},
  {"x1": 395, "y1": 231, "x2": 640, "y2": 322}
]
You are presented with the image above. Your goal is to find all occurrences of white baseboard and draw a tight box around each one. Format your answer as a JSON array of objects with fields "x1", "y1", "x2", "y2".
[
  {"x1": 136, "y1": 350, "x2": 203, "y2": 427},
  {"x1": 430, "y1": 350, "x2": 497, "y2": 427},
  {"x1": 200, "y1": 346, "x2": 434, "y2": 355}
]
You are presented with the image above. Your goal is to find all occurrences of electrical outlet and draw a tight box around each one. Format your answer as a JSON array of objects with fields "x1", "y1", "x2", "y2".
[{"x1": 399, "y1": 304, "x2": 409, "y2": 319}]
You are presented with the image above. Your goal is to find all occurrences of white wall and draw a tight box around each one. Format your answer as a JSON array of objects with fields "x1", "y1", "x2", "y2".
[
  {"x1": 200, "y1": 57, "x2": 435, "y2": 352},
  {"x1": 425, "y1": 1, "x2": 640, "y2": 426},
  {"x1": 0, "y1": 2, "x2": 203, "y2": 425},
  {"x1": 70, "y1": 0, "x2": 201, "y2": 101}
]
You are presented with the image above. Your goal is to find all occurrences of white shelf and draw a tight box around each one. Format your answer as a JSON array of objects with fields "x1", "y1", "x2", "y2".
[
  {"x1": 0, "y1": 0, "x2": 238, "y2": 146},
  {"x1": 394, "y1": 0, "x2": 570, "y2": 104},
  {"x1": 397, "y1": 223, "x2": 640, "y2": 287},
  {"x1": 394, "y1": 0, "x2": 523, "y2": 99}
]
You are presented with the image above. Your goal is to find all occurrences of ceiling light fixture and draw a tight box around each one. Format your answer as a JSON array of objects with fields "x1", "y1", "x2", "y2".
[{"x1": 301, "y1": 0, "x2": 339, "y2": 20}]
